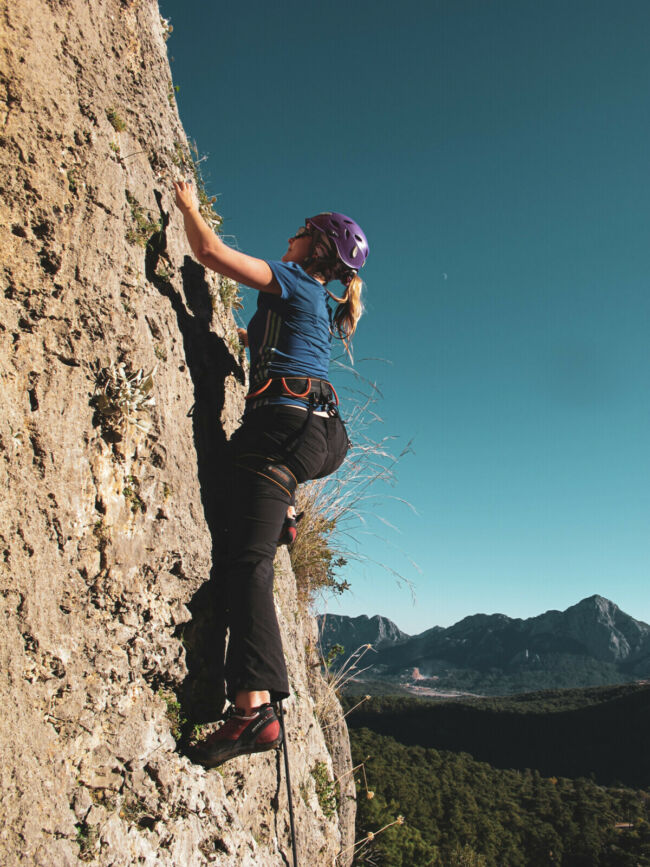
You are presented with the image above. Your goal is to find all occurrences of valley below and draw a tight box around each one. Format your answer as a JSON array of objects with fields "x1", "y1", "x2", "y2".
[{"x1": 319, "y1": 597, "x2": 650, "y2": 864}]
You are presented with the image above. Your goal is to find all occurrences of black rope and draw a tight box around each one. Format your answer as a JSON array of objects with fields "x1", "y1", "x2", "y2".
[{"x1": 278, "y1": 700, "x2": 299, "y2": 867}]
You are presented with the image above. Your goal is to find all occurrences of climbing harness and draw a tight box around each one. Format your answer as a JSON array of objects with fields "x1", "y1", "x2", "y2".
[
  {"x1": 278, "y1": 700, "x2": 299, "y2": 867},
  {"x1": 245, "y1": 376, "x2": 339, "y2": 411},
  {"x1": 236, "y1": 377, "x2": 345, "y2": 500}
]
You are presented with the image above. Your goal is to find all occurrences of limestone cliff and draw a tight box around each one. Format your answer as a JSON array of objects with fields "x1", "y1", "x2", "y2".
[{"x1": 0, "y1": 0, "x2": 354, "y2": 863}]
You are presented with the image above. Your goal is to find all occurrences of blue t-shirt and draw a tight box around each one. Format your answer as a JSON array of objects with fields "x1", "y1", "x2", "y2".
[{"x1": 246, "y1": 261, "x2": 333, "y2": 410}]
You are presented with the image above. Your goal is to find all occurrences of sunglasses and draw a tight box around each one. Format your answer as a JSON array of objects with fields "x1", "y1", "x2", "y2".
[{"x1": 292, "y1": 226, "x2": 311, "y2": 239}]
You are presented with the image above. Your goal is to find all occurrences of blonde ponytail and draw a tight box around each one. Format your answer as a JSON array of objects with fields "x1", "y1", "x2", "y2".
[{"x1": 327, "y1": 274, "x2": 364, "y2": 360}]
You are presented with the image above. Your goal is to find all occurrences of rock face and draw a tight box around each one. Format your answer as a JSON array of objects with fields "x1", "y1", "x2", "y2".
[{"x1": 0, "y1": 1, "x2": 354, "y2": 864}]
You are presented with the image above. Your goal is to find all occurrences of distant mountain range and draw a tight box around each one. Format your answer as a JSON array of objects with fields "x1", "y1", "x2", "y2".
[
  {"x1": 317, "y1": 595, "x2": 650, "y2": 695},
  {"x1": 318, "y1": 613, "x2": 410, "y2": 652}
]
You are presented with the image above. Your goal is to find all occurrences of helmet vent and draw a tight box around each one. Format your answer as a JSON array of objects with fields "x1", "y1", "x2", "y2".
[{"x1": 350, "y1": 245, "x2": 358, "y2": 259}]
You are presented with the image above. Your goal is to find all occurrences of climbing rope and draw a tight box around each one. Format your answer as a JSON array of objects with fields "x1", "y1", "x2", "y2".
[{"x1": 278, "y1": 700, "x2": 299, "y2": 866}]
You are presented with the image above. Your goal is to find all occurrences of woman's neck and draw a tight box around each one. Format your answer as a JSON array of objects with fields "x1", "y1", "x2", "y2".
[{"x1": 304, "y1": 264, "x2": 326, "y2": 284}]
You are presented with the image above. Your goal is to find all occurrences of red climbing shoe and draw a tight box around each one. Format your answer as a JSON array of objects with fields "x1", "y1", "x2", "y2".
[{"x1": 191, "y1": 703, "x2": 282, "y2": 768}]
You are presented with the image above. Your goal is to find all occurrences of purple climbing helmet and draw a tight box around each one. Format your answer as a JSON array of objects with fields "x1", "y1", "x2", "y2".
[{"x1": 306, "y1": 212, "x2": 369, "y2": 271}]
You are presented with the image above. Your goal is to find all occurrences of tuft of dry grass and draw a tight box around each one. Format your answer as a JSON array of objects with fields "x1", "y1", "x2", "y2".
[
  {"x1": 106, "y1": 107, "x2": 126, "y2": 132},
  {"x1": 337, "y1": 814, "x2": 406, "y2": 864},
  {"x1": 314, "y1": 642, "x2": 375, "y2": 726},
  {"x1": 290, "y1": 375, "x2": 416, "y2": 608},
  {"x1": 93, "y1": 361, "x2": 157, "y2": 437}
]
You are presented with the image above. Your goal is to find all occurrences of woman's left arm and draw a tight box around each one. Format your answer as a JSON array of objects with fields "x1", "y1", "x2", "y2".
[{"x1": 173, "y1": 181, "x2": 281, "y2": 295}]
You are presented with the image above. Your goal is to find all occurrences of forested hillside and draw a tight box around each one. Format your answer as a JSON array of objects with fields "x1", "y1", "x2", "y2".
[
  {"x1": 350, "y1": 728, "x2": 650, "y2": 866},
  {"x1": 346, "y1": 684, "x2": 650, "y2": 788}
]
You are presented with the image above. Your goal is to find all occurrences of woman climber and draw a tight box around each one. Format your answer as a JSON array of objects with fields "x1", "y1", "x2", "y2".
[{"x1": 173, "y1": 180, "x2": 368, "y2": 766}]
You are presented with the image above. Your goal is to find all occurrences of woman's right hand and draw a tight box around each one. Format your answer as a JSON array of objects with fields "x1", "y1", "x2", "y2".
[
  {"x1": 173, "y1": 180, "x2": 198, "y2": 214},
  {"x1": 237, "y1": 328, "x2": 249, "y2": 347}
]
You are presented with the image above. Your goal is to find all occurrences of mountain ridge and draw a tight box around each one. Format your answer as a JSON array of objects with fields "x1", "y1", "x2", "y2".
[{"x1": 318, "y1": 595, "x2": 650, "y2": 694}]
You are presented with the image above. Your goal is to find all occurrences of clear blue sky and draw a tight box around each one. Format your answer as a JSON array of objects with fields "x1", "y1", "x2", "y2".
[{"x1": 160, "y1": 0, "x2": 650, "y2": 634}]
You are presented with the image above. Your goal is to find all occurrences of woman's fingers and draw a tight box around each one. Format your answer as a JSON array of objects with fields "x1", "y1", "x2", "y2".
[{"x1": 173, "y1": 179, "x2": 197, "y2": 212}]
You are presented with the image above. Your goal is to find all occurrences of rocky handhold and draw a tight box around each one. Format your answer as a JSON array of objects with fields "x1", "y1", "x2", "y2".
[{"x1": 72, "y1": 788, "x2": 93, "y2": 822}]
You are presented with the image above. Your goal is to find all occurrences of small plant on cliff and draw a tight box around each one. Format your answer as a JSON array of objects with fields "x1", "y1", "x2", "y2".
[
  {"x1": 217, "y1": 275, "x2": 243, "y2": 312},
  {"x1": 157, "y1": 688, "x2": 186, "y2": 740},
  {"x1": 125, "y1": 190, "x2": 162, "y2": 248},
  {"x1": 93, "y1": 362, "x2": 157, "y2": 437},
  {"x1": 120, "y1": 792, "x2": 151, "y2": 828},
  {"x1": 290, "y1": 505, "x2": 350, "y2": 606},
  {"x1": 123, "y1": 475, "x2": 146, "y2": 514},
  {"x1": 92, "y1": 519, "x2": 109, "y2": 569},
  {"x1": 67, "y1": 169, "x2": 78, "y2": 193},
  {"x1": 325, "y1": 642, "x2": 345, "y2": 668},
  {"x1": 167, "y1": 80, "x2": 181, "y2": 106},
  {"x1": 160, "y1": 16, "x2": 173, "y2": 41},
  {"x1": 75, "y1": 821, "x2": 99, "y2": 861},
  {"x1": 155, "y1": 262, "x2": 172, "y2": 282},
  {"x1": 311, "y1": 761, "x2": 339, "y2": 820},
  {"x1": 106, "y1": 107, "x2": 126, "y2": 132}
]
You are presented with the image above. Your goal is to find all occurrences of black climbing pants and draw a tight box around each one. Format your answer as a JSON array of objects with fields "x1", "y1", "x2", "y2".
[{"x1": 223, "y1": 404, "x2": 349, "y2": 702}]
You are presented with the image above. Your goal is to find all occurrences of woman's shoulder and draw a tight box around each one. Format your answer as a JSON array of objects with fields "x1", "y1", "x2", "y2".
[{"x1": 267, "y1": 260, "x2": 323, "y2": 301}]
